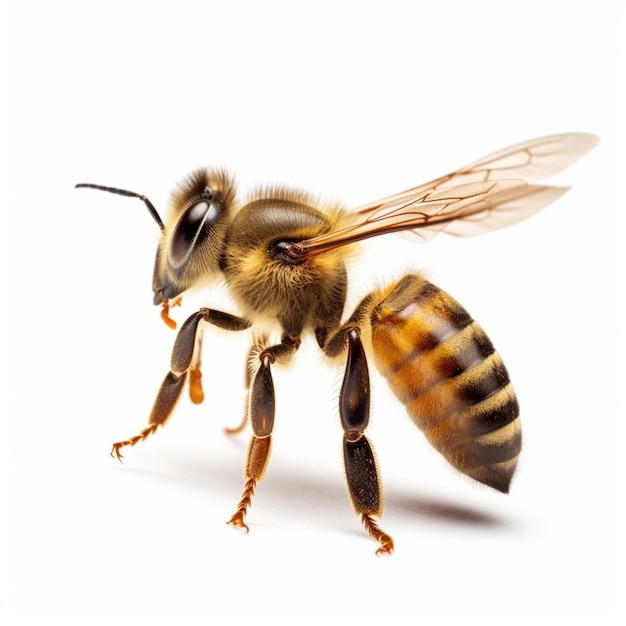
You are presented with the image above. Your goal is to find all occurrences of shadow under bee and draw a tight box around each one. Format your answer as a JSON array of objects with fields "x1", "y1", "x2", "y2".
[
  {"x1": 384, "y1": 488, "x2": 507, "y2": 528},
  {"x1": 113, "y1": 446, "x2": 506, "y2": 531}
]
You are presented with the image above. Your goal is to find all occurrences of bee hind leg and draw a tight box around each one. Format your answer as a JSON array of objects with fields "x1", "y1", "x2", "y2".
[{"x1": 338, "y1": 327, "x2": 394, "y2": 555}]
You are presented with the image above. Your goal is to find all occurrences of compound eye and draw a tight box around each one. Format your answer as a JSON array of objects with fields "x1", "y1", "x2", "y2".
[{"x1": 170, "y1": 198, "x2": 220, "y2": 265}]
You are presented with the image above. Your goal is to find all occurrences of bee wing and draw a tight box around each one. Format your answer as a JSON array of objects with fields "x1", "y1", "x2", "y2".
[
  {"x1": 353, "y1": 132, "x2": 598, "y2": 216},
  {"x1": 290, "y1": 133, "x2": 597, "y2": 258}
]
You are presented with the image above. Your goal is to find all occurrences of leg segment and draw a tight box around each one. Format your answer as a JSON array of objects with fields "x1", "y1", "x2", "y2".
[
  {"x1": 227, "y1": 335, "x2": 300, "y2": 531},
  {"x1": 160, "y1": 295, "x2": 183, "y2": 329},
  {"x1": 111, "y1": 308, "x2": 250, "y2": 460},
  {"x1": 224, "y1": 333, "x2": 269, "y2": 435},
  {"x1": 188, "y1": 330, "x2": 204, "y2": 404},
  {"x1": 338, "y1": 328, "x2": 394, "y2": 555}
]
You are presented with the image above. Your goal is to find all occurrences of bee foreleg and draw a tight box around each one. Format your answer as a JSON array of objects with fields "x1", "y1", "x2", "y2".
[
  {"x1": 111, "y1": 308, "x2": 251, "y2": 461},
  {"x1": 340, "y1": 328, "x2": 394, "y2": 556},
  {"x1": 227, "y1": 335, "x2": 299, "y2": 532}
]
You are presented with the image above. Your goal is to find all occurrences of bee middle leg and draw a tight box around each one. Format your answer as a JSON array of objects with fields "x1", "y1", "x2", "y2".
[
  {"x1": 110, "y1": 308, "x2": 251, "y2": 461},
  {"x1": 227, "y1": 334, "x2": 300, "y2": 532},
  {"x1": 224, "y1": 333, "x2": 269, "y2": 435}
]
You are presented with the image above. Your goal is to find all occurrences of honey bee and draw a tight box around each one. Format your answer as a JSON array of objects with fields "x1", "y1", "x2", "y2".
[{"x1": 76, "y1": 133, "x2": 597, "y2": 554}]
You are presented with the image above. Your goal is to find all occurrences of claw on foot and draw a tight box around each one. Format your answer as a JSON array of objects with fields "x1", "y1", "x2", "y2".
[
  {"x1": 227, "y1": 478, "x2": 256, "y2": 534},
  {"x1": 110, "y1": 424, "x2": 160, "y2": 463},
  {"x1": 361, "y1": 513, "x2": 395, "y2": 556},
  {"x1": 227, "y1": 514, "x2": 250, "y2": 534},
  {"x1": 375, "y1": 539, "x2": 394, "y2": 557},
  {"x1": 110, "y1": 443, "x2": 125, "y2": 462}
]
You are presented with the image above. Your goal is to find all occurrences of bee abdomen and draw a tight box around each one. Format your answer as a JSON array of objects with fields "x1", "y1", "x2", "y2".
[{"x1": 370, "y1": 275, "x2": 521, "y2": 493}]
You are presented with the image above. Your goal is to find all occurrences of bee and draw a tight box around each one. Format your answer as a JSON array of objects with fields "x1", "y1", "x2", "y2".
[{"x1": 76, "y1": 133, "x2": 597, "y2": 554}]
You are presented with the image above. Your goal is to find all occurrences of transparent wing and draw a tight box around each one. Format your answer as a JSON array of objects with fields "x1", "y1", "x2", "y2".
[
  {"x1": 353, "y1": 132, "x2": 597, "y2": 216},
  {"x1": 289, "y1": 133, "x2": 597, "y2": 258}
]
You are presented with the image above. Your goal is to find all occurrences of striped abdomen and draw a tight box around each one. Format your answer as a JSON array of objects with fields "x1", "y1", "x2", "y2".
[{"x1": 370, "y1": 274, "x2": 521, "y2": 493}]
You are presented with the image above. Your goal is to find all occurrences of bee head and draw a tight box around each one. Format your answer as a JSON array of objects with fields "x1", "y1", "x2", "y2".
[{"x1": 152, "y1": 168, "x2": 236, "y2": 304}]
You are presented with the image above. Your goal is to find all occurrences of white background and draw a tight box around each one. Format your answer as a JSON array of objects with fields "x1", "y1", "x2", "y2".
[{"x1": 1, "y1": 1, "x2": 623, "y2": 623}]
